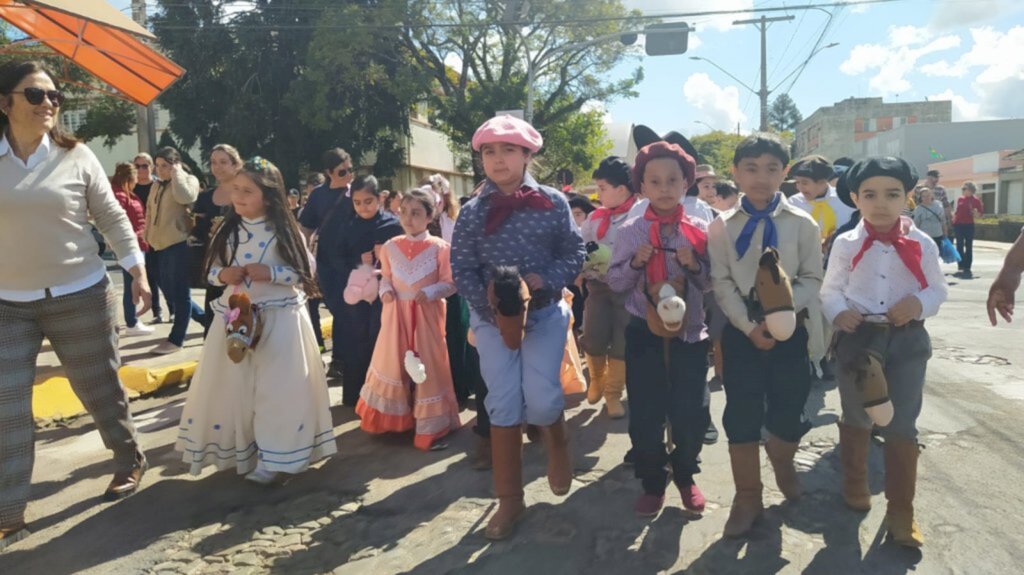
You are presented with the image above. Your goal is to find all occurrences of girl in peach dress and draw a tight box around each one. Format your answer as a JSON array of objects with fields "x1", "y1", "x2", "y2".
[{"x1": 355, "y1": 189, "x2": 461, "y2": 450}]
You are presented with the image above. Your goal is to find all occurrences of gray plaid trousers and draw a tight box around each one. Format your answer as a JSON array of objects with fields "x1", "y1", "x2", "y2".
[{"x1": 0, "y1": 277, "x2": 142, "y2": 527}]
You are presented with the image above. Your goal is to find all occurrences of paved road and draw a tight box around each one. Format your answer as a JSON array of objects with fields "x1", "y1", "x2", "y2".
[{"x1": 2, "y1": 241, "x2": 1022, "y2": 574}]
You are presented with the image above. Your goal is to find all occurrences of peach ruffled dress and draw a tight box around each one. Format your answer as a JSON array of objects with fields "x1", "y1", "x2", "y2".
[{"x1": 355, "y1": 232, "x2": 461, "y2": 449}]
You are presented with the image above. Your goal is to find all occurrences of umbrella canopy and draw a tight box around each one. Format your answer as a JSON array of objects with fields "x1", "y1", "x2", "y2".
[{"x1": 0, "y1": 0, "x2": 184, "y2": 105}]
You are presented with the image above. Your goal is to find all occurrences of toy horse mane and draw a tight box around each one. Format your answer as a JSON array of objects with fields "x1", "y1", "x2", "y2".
[
  {"x1": 753, "y1": 247, "x2": 796, "y2": 341},
  {"x1": 487, "y1": 265, "x2": 531, "y2": 350}
]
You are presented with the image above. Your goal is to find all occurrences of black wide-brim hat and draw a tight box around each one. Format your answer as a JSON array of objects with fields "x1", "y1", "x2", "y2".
[{"x1": 633, "y1": 124, "x2": 701, "y2": 164}]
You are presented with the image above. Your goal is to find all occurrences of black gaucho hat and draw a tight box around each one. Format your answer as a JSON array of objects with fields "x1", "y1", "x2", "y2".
[
  {"x1": 845, "y1": 157, "x2": 919, "y2": 194},
  {"x1": 632, "y1": 124, "x2": 701, "y2": 164},
  {"x1": 790, "y1": 155, "x2": 834, "y2": 181}
]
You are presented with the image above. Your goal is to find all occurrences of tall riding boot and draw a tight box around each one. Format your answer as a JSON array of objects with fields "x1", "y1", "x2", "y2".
[
  {"x1": 485, "y1": 426, "x2": 526, "y2": 540},
  {"x1": 723, "y1": 443, "x2": 764, "y2": 538},
  {"x1": 585, "y1": 353, "x2": 608, "y2": 405},
  {"x1": 540, "y1": 415, "x2": 572, "y2": 495},
  {"x1": 884, "y1": 438, "x2": 924, "y2": 548},
  {"x1": 838, "y1": 423, "x2": 872, "y2": 511},
  {"x1": 765, "y1": 433, "x2": 802, "y2": 501},
  {"x1": 603, "y1": 358, "x2": 626, "y2": 419}
]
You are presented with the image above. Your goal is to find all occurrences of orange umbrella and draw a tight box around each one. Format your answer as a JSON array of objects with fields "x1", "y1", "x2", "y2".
[{"x1": 0, "y1": 0, "x2": 184, "y2": 105}]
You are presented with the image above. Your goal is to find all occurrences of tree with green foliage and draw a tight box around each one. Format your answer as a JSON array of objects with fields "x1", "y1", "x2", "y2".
[
  {"x1": 769, "y1": 93, "x2": 803, "y2": 133},
  {"x1": 150, "y1": 0, "x2": 427, "y2": 183},
  {"x1": 691, "y1": 130, "x2": 748, "y2": 178},
  {"x1": 402, "y1": 0, "x2": 643, "y2": 181}
]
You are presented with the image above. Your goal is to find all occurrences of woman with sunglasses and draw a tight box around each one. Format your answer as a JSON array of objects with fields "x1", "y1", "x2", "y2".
[
  {"x1": 0, "y1": 60, "x2": 152, "y2": 550},
  {"x1": 132, "y1": 152, "x2": 168, "y2": 324},
  {"x1": 299, "y1": 147, "x2": 356, "y2": 379}
]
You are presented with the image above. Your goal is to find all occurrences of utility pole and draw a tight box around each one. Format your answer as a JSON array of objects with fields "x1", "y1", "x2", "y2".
[
  {"x1": 132, "y1": 0, "x2": 157, "y2": 154},
  {"x1": 732, "y1": 15, "x2": 794, "y2": 132}
]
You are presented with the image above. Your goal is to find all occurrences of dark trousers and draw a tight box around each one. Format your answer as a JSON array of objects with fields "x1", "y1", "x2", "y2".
[
  {"x1": 954, "y1": 223, "x2": 975, "y2": 272},
  {"x1": 625, "y1": 319, "x2": 710, "y2": 495},
  {"x1": 308, "y1": 298, "x2": 325, "y2": 348},
  {"x1": 721, "y1": 324, "x2": 812, "y2": 444},
  {"x1": 318, "y1": 265, "x2": 345, "y2": 365},
  {"x1": 121, "y1": 269, "x2": 137, "y2": 328},
  {"x1": 202, "y1": 285, "x2": 226, "y2": 338},
  {"x1": 473, "y1": 374, "x2": 491, "y2": 438},
  {"x1": 446, "y1": 293, "x2": 483, "y2": 405},
  {"x1": 339, "y1": 300, "x2": 381, "y2": 406},
  {"x1": 157, "y1": 241, "x2": 206, "y2": 346},
  {"x1": 144, "y1": 249, "x2": 163, "y2": 318}
]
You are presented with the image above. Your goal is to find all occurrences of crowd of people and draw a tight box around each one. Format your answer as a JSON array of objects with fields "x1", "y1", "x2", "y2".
[{"x1": 0, "y1": 58, "x2": 1009, "y2": 555}]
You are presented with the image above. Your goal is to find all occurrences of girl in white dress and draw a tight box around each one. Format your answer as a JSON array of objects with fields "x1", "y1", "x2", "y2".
[{"x1": 175, "y1": 157, "x2": 336, "y2": 484}]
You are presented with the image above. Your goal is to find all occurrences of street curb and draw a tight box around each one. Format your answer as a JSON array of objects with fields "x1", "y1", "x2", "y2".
[{"x1": 33, "y1": 317, "x2": 335, "y2": 421}]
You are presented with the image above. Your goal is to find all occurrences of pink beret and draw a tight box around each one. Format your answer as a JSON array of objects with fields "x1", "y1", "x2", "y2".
[
  {"x1": 472, "y1": 115, "x2": 544, "y2": 154},
  {"x1": 633, "y1": 141, "x2": 697, "y2": 187}
]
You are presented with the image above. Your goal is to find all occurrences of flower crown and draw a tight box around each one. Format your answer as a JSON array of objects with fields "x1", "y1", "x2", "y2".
[{"x1": 249, "y1": 156, "x2": 272, "y2": 172}]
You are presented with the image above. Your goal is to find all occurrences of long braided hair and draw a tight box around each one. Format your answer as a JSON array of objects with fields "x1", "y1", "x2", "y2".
[{"x1": 204, "y1": 156, "x2": 320, "y2": 298}]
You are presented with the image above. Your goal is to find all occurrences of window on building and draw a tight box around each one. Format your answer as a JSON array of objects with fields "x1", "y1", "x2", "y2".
[{"x1": 61, "y1": 109, "x2": 87, "y2": 133}]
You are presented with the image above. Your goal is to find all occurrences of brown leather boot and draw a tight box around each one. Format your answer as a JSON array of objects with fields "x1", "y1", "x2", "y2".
[
  {"x1": 838, "y1": 423, "x2": 872, "y2": 511},
  {"x1": 540, "y1": 415, "x2": 572, "y2": 495},
  {"x1": 585, "y1": 353, "x2": 608, "y2": 405},
  {"x1": 884, "y1": 438, "x2": 924, "y2": 548},
  {"x1": 485, "y1": 426, "x2": 526, "y2": 540},
  {"x1": 603, "y1": 359, "x2": 626, "y2": 419},
  {"x1": 765, "y1": 434, "x2": 802, "y2": 501},
  {"x1": 470, "y1": 435, "x2": 492, "y2": 471},
  {"x1": 723, "y1": 443, "x2": 764, "y2": 538}
]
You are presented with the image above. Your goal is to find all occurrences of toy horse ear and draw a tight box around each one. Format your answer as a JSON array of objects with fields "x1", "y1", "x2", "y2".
[{"x1": 228, "y1": 293, "x2": 241, "y2": 308}]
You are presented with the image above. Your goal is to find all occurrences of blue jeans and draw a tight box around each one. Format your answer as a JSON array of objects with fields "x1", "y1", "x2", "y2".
[
  {"x1": 470, "y1": 301, "x2": 570, "y2": 427},
  {"x1": 121, "y1": 269, "x2": 137, "y2": 328},
  {"x1": 157, "y1": 241, "x2": 206, "y2": 346}
]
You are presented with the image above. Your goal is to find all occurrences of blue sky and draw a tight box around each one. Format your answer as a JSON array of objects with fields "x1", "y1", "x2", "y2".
[
  {"x1": 606, "y1": 0, "x2": 1024, "y2": 136},
  {"x1": 109, "y1": 0, "x2": 1024, "y2": 138}
]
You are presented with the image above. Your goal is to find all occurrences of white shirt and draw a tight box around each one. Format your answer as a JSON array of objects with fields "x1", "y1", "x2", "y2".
[
  {"x1": 682, "y1": 195, "x2": 716, "y2": 224},
  {"x1": 0, "y1": 132, "x2": 51, "y2": 170},
  {"x1": 821, "y1": 220, "x2": 947, "y2": 323}
]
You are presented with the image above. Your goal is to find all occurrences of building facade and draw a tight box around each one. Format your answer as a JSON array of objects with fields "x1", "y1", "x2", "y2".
[
  {"x1": 795, "y1": 97, "x2": 951, "y2": 162},
  {"x1": 927, "y1": 150, "x2": 1024, "y2": 215}
]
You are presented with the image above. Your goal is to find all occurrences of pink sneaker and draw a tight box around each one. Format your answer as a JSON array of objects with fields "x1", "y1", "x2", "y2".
[
  {"x1": 678, "y1": 481, "x2": 706, "y2": 513},
  {"x1": 634, "y1": 493, "x2": 665, "y2": 517}
]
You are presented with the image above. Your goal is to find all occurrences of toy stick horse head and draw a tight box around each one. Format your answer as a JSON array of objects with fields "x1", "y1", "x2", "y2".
[
  {"x1": 754, "y1": 247, "x2": 796, "y2": 341},
  {"x1": 645, "y1": 278, "x2": 687, "y2": 338},
  {"x1": 487, "y1": 266, "x2": 531, "y2": 350},
  {"x1": 225, "y1": 292, "x2": 263, "y2": 363},
  {"x1": 858, "y1": 352, "x2": 894, "y2": 426}
]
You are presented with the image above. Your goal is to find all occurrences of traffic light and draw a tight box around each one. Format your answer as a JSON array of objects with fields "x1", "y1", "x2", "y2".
[{"x1": 644, "y1": 23, "x2": 690, "y2": 56}]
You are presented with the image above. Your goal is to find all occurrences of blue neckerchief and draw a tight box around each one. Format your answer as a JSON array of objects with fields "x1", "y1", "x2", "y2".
[{"x1": 735, "y1": 192, "x2": 781, "y2": 258}]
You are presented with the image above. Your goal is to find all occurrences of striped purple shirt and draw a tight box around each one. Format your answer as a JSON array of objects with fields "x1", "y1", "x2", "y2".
[{"x1": 605, "y1": 213, "x2": 711, "y2": 343}]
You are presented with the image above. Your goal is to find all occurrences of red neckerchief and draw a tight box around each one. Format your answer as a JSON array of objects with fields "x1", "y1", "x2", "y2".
[
  {"x1": 850, "y1": 218, "x2": 927, "y2": 289},
  {"x1": 484, "y1": 185, "x2": 555, "y2": 235},
  {"x1": 592, "y1": 194, "x2": 638, "y2": 240},
  {"x1": 642, "y1": 203, "x2": 707, "y2": 285}
]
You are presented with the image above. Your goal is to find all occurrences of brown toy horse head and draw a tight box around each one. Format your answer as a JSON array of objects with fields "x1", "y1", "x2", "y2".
[
  {"x1": 645, "y1": 277, "x2": 687, "y2": 338},
  {"x1": 225, "y1": 292, "x2": 263, "y2": 364},
  {"x1": 487, "y1": 266, "x2": 531, "y2": 350},
  {"x1": 754, "y1": 247, "x2": 796, "y2": 341}
]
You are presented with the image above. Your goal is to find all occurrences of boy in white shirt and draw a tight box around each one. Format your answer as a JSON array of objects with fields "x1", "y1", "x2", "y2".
[{"x1": 821, "y1": 157, "x2": 948, "y2": 548}]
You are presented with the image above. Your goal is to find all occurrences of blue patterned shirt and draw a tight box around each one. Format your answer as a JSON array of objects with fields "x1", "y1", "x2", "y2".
[{"x1": 451, "y1": 173, "x2": 585, "y2": 318}]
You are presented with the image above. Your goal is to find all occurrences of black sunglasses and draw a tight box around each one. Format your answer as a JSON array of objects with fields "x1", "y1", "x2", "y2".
[
  {"x1": 336, "y1": 167, "x2": 350, "y2": 177},
  {"x1": 11, "y1": 87, "x2": 65, "y2": 107},
  {"x1": 134, "y1": 163, "x2": 150, "y2": 169}
]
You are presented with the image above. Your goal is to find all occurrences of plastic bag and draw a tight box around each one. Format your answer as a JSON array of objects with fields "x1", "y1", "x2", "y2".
[{"x1": 939, "y1": 237, "x2": 961, "y2": 264}]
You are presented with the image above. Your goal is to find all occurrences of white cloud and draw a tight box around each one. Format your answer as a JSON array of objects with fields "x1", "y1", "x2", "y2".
[
  {"x1": 929, "y1": 90, "x2": 983, "y2": 121},
  {"x1": 850, "y1": 3, "x2": 870, "y2": 14},
  {"x1": 920, "y1": 26, "x2": 1024, "y2": 83},
  {"x1": 625, "y1": 0, "x2": 754, "y2": 32},
  {"x1": 682, "y1": 73, "x2": 748, "y2": 132},
  {"x1": 839, "y1": 26, "x2": 961, "y2": 95}
]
